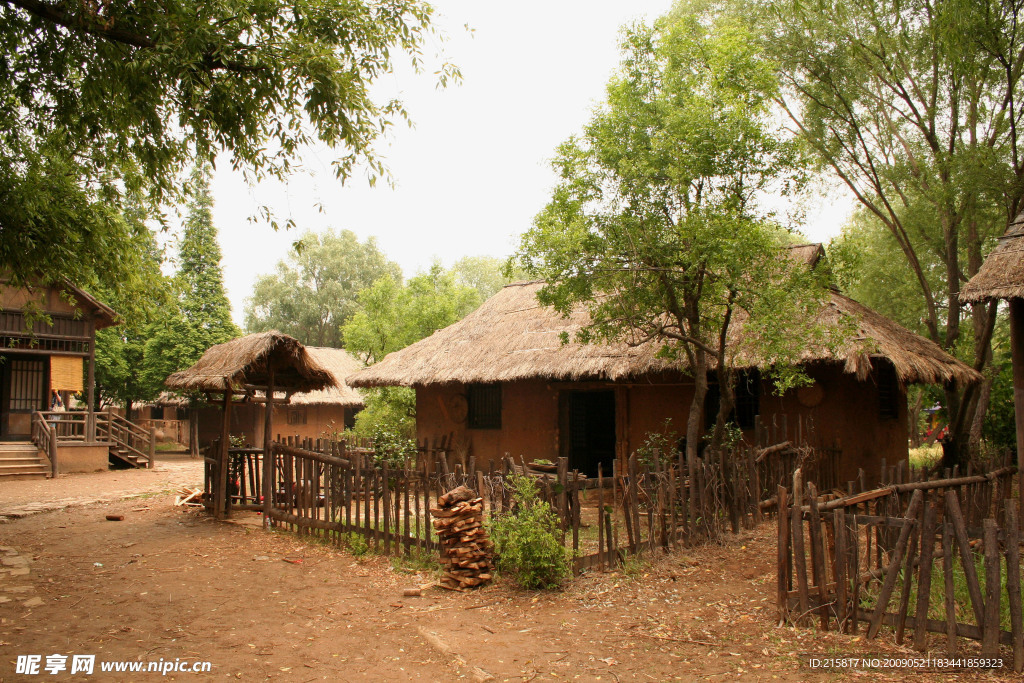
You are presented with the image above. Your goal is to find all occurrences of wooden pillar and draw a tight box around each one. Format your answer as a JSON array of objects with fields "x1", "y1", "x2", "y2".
[
  {"x1": 1010, "y1": 298, "x2": 1024, "y2": 503},
  {"x1": 216, "y1": 391, "x2": 233, "y2": 520},
  {"x1": 86, "y1": 318, "x2": 96, "y2": 442},
  {"x1": 262, "y1": 367, "x2": 275, "y2": 528}
]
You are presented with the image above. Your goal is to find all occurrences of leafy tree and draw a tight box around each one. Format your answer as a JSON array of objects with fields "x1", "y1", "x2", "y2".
[
  {"x1": 759, "y1": 0, "x2": 1024, "y2": 464},
  {"x1": 344, "y1": 262, "x2": 481, "y2": 437},
  {"x1": 0, "y1": 0, "x2": 455, "y2": 296},
  {"x1": 244, "y1": 229, "x2": 400, "y2": 347},
  {"x1": 513, "y1": 2, "x2": 829, "y2": 479},
  {"x1": 143, "y1": 168, "x2": 240, "y2": 401},
  {"x1": 343, "y1": 262, "x2": 479, "y2": 364},
  {"x1": 451, "y1": 255, "x2": 522, "y2": 303}
]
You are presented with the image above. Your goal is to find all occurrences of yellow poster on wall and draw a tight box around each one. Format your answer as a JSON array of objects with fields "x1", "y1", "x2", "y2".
[{"x1": 50, "y1": 355, "x2": 84, "y2": 392}]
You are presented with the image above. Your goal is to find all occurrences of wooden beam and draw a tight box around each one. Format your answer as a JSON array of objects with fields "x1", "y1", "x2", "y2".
[
  {"x1": 262, "y1": 366, "x2": 274, "y2": 528},
  {"x1": 1010, "y1": 299, "x2": 1024, "y2": 504},
  {"x1": 216, "y1": 393, "x2": 233, "y2": 520}
]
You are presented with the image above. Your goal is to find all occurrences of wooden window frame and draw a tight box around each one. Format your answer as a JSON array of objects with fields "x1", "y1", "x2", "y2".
[{"x1": 467, "y1": 384, "x2": 502, "y2": 430}]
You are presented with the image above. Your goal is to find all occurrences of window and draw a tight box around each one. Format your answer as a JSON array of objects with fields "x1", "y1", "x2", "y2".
[
  {"x1": 286, "y1": 408, "x2": 307, "y2": 425},
  {"x1": 467, "y1": 384, "x2": 502, "y2": 429}
]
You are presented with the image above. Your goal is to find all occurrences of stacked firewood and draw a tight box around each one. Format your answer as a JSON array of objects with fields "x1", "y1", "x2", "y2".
[{"x1": 431, "y1": 486, "x2": 493, "y2": 590}]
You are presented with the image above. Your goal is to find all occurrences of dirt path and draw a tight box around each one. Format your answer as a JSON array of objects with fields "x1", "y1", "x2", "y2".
[
  {"x1": 0, "y1": 472, "x2": 1018, "y2": 681},
  {"x1": 0, "y1": 453, "x2": 203, "y2": 522}
]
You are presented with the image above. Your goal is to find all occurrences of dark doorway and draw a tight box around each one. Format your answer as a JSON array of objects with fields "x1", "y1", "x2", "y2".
[{"x1": 567, "y1": 390, "x2": 616, "y2": 477}]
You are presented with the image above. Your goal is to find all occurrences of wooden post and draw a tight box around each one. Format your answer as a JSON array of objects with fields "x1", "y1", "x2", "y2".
[
  {"x1": 777, "y1": 485, "x2": 790, "y2": 622},
  {"x1": 1004, "y1": 500, "x2": 1023, "y2": 673},
  {"x1": 147, "y1": 426, "x2": 156, "y2": 468},
  {"x1": 262, "y1": 367, "x2": 275, "y2": 528},
  {"x1": 981, "y1": 518, "x2": 1000, "y2": 658},
  {"x1": 216, "y1": 392, "x2": 233, "y2": 520},
  {"x1": 1010, "y1": 298, "x2": 1024, "y2": 504},
  {"x1": 86, "y1": 318, "x2": 96, "y2": 443}
]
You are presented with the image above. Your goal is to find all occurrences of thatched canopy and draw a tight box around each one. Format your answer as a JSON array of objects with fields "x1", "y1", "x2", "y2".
[
  {"x1": 165, "y1": 331, "x2": 334, "y2": 394},
  {"x1": 348, "y1": 271, "x2": 979, "y2": 390},
  {"x1": 961, "y1": 210, "x2": 1024, "y2": 302},
  {"x1": 270, "y1": 347, "x2": 364, "y2": 407}
]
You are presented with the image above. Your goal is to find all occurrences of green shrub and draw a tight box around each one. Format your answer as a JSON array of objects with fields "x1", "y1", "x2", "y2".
[
  {"x1": 343, "y1": 532, "x2": 370, "y2": 557},
  {"x1": 489, "y1": 473, "x2": 570, "y2": 590}
]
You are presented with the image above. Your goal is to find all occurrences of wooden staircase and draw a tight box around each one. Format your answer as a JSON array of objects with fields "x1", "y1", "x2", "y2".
[
  {"x1": 0, "y1": 442, "x2": 50, "y2": 479},
  {"x1": 98, "y1": 412, "x2": 154, "y2": 469}
]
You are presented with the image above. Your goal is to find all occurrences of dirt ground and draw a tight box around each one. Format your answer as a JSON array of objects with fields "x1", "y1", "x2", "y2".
[{"x1": 0, "y1": 458, "x2": 1019, "y2": 681}]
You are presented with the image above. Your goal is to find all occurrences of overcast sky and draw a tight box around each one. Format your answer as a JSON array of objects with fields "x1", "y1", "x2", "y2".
[{"x1": 202, "y1": 0, "x2": 853, "y2": 325}]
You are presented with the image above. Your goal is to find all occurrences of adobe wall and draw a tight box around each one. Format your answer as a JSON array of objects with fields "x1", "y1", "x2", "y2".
[
  {"x1": 757, "y1": 364, "x2": 908, "y2": 487},
  {"x1": 417, "y1": 381, "x2": 561, "y2": 465},
  {"x1": 196, "y1": 403, "x2": 353, "y2": 449},
  {"x1": 56, "y1": 443, "x2": 108, "y2": 473},
  {"x1": 414, "y1": 366, "x2": 907, "y2": 487}
]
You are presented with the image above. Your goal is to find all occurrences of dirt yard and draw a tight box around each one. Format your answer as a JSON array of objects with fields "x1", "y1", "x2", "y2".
[{"x1": 0, "y1": 458, "x2": 1018, "y2": 681}]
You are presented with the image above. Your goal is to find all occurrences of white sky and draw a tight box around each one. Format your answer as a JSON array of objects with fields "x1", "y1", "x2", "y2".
[{"x1": 204, "y1": 0, "x2": 854, "y2": 325}]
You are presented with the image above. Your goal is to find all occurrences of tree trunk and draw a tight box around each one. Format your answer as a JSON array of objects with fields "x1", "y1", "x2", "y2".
[
  {"x1": 685, "y1": 349, "x2": 708, "y2": 517},
  {"x1": 908, "y1": 388, "x2": 924, "y2": 449},
  {"x1": 710, "y1": 365, "x2": 735, "y2": 452},
  {"x1": 968, "y1": 373, "x2": 994, "y2": 450},
  {"x1": 189, "y1": 404, "x2": 200, "y2": 458}
]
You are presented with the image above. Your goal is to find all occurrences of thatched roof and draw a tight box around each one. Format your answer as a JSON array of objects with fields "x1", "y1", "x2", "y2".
[
  {"x1": 348, "y1": 270, "x2": 979, "y2": 389},
  {"x1": 165, "y1": 331, "x2": 334, "y2": 394},
  {"x1": 277, "y1": 347, "x2": 364, "y2": 407},
  {"x1": 961, "y1": 211, "x2": 1024, "y2": 302}
]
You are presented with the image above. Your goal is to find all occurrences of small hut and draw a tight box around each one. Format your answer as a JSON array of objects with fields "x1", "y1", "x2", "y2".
[
  {"x1": 961, "y1": 209, "x2": 1024, "y2": 499},
  {"x1": 165, "y1": 331, "x2": 333, "y2": 519}
]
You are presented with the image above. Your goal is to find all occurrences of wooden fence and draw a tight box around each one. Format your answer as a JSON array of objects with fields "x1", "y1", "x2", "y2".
[
  {"x1": 777, "y1": 465, "x2": 1022, "y2": 672},
  {"x1": 202, "y1": 433, "x2": 834, "y2": 572}
]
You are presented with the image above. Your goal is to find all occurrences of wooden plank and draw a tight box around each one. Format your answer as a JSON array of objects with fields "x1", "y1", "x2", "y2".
[
  {"x1": 982, "y1": 518, "x2": 1001, "y2": 657},
  {"x1": 791, "y1": 502, "x2": 810, "y2": 623},
  {"x1": 912, "y1": 502, "x2": 938, "y2": 651},
  {"x1": 1004, "y1": 500, "x2": 1023, "y2": 673},
  {"x1": 942, "y1": 521, "x2": 958, "y2": 655},
  {"x1": 832, "y1": 507, "x2": 848, "y2": 632},
  {"x1": 867, "y1": 489, "x2": 923, "y2": 639},
  {"x1": 895, "y1": 502, "x2": 920, "y2": 644},
  {"x1": 807, "y1": 493, "x2": 829, "y2": 630},
  {"x1": 944, "y1": 491, "x2": 986, "y2": 627},
  {"x1": 777, "y1": 485, "x2": 790, "y2": 621}
]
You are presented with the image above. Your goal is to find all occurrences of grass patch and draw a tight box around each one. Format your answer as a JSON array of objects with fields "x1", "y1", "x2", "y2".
[
  {"x1": 861, "y1": 549, "x2": 1021, "y2": 632},
  {"x1": 908, "y1": 444, "x2": 942, "y2": 469}
]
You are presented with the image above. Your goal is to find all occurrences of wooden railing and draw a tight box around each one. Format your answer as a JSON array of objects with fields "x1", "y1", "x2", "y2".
[
  {"x1": 97, "y1": 409, "x2": 155, "y2": 468},
  {"x1": 30, "y1": 411, "x2": 58, "y2": 477}
]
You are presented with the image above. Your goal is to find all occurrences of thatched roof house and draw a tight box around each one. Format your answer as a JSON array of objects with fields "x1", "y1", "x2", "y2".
[
  {"x1": 347, "y1": 245, "x2": 977, "y2": 485},
  {"x1": 165, "y1": 331, "x2": 333, "y2": 395},
  {"x1": 284, "y1": 347, "x2": 364, "y2": 407},
  {"x1": 961, "y1": 210, "x2": 1024, "y2": 303},
  {"x1": 347, "y1": 282, "x2": 978, "y2": 389}
]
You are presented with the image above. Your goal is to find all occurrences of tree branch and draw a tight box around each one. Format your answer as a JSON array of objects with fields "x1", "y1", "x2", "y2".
[{"x1": 3, "y1": 0, "x2": 263, "y2": 73}]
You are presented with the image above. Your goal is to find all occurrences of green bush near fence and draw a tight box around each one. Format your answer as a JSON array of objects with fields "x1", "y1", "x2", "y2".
[{"x1": 489, "y1": 473, "x2": 570, "y2": 590}]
